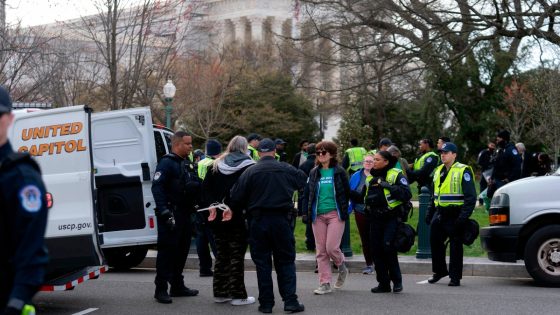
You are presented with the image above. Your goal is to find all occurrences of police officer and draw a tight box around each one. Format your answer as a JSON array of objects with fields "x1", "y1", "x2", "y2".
[
  {"x1": 342, "y1": 138, "x2": 367, "y2": 176},
  {"x1": 152, "y1": 131, "x2": 200, "y2": 303},
  {"x1": 487, "y1": 130, "x2": 522, "y2": 198},
  {"x1": 247, "y1": 133, "x2": 262, "y2": 161},
  {"x1": 195, "y1": 139, "x2": 220, "y2": 277},
  {"x1": 426, "y1": 142, "x2": 476, "y2": 287},
  {"x1": 0, "y1": 86, "x2": 48, "y2": 315},
  {"x1": 408, "y1": 138, "x2": 439, "y2": 193},
  {"x1": 367, "y1": 137, "x2": 392, "y2": 156},
  {"x1": 230, "y1": 138, "x2": 307, "y2": 314}
]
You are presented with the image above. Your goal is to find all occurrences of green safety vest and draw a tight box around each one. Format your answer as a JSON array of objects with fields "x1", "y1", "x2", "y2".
[
  {"x1": 248, "y1": 145, "x2": 259, "y2": 161},
  {"x1": 367, "y1": 149, "x2": 378, "y2": 156},
  {"x1": 275, "y1": 153, "x2": 280, "y2": 161},
  {"x1": 345, "y1": 147, "x2": 367, "y2": 172},
  {"x1": 433, "y1": 162, "x2": 474, "y2": 207},
  {"x1": 365, "y1": 168, "x2": 404, "y2": 209},
  {"x1": 22, "y1": 305, "x2": 36, "y2": 315},
  {"x1": 413, "y1": 151, "x2": 439, "y2": 171},
  {"x1": 197, "y1": 157, "x2": 215, "y2": 180}
]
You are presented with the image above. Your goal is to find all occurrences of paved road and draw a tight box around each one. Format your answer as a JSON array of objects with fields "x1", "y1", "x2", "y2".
[{"x1": 35, "y1": 269, "x2": 553, "y2": 315}]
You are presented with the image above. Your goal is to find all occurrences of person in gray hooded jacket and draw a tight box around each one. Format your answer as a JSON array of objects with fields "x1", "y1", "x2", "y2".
[{"x1": 201, "y1": 135, "x2": 256, "y2": 306}]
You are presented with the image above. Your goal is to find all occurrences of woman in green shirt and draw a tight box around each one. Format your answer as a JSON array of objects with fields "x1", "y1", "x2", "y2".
[{"x1": 302, "y1": 141, "x2": 351, "y2": 295}]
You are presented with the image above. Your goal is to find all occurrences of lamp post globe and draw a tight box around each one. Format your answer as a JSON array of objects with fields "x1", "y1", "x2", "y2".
[{"x1": 163, "y1": 79, "x2": 176, "y2": 129}]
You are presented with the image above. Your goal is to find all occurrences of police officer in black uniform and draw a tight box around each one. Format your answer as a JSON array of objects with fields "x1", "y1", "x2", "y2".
[
  {"x1": 487, "y1": 130, "x2": 522, "y2": 198},
  {"x1": 408, "y1": 138, "x2": 439, "y2": 193},
  {"x1": 425, "y1": 143, "x2": 476, "y2": 287},
  {"x1": 152, "y1": 131, "x2": 200, "y2": 304},
  {"x1": 230, "y1": 138, "x2": 307, "y2": 314},
  {"x1": 0, "y1": 87, "x2": 49, "y2": 315}
]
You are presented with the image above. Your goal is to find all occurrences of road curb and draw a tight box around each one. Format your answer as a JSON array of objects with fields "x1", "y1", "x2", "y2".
[{"x1": 137, "y1": 251, "x2": 530, "y2": 278}]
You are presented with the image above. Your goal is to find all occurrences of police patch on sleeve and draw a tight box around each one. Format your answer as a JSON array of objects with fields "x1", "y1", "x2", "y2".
[
  {"x1": 154, "y1": 172, "x2": 162, "y2": 181},
  {"x1": 400, "y1": 177, "x2": 408, "y2": 185},
  {"x1": 427, "y1": 157, "x2": 433, "y2": 163},
  {"x1": 512, "y1": 149, "x2": 518, "y2": 155},
  {"x1": 19, "y1": 185, "x2": 42, "y2": 213},
  {"x1": 464, "y1": 172, "x2": 471, "y2": 182}
]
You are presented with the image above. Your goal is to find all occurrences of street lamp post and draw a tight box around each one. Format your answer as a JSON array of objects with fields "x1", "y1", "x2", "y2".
[{"x1": 163, "y1": 78, "x2": 176, "y2": 129}]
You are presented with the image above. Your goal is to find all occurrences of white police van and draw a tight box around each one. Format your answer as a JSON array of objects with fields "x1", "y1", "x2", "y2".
[
  {"x1": 8, "y1": 105, "x2": 173, "y2": 289},
  {"x1": 481, "y1": 169, "x2": 560, "y2": 286}
]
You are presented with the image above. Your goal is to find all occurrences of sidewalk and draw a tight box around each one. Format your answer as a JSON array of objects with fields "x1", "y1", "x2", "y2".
[{"x1": 138, "y1": 250, "x2": 530, "y2": 279}]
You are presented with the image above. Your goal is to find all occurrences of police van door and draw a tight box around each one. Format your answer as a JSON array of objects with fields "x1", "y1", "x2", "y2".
[
  {"x1": 91, "y1": 107, "x2": 158, "y2": 253},
  {"x1": 8, "y1": 105, "x2": 104, "y2": 280}
]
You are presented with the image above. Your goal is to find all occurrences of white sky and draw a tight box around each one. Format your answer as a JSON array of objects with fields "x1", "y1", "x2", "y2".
[{"x1": 6, "y1": 0, "x2": 144, "y2": 26}]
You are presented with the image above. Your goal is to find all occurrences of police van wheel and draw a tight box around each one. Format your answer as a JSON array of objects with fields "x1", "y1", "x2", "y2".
[
  {"x1": 104, "y1": 246, "x2": 149, "y2": 270},
  {"x1": 524, "y1": 225, "x2": 560, "y2": 286}
]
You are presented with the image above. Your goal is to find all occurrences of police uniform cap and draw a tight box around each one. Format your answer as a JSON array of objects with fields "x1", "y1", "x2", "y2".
[
  {"x1": 440, "y1": 142, "x2": 458, "y2": 153},
  {"x1": 0, "y1": 86, "x2": 13, "y2": 114},
  {"x1": 257, "y1": 138, "x2": 276, "y2": 152},
  {"x1": 275, "y1": 138, "x2": 287, "y2": 145}
]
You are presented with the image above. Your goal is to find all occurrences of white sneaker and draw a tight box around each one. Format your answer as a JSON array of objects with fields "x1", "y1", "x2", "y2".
[
  {"x1": 313, "y1": 283, "x2": 332, "y2": 295},
  {"x1": 334, "y1": 263, "x2": 348, "y2": 289},
  {"x1": 214, "y1": 297, "x2": 232, "y2": 303},
  {"x1": 231, "y1": 297, "x2": 256, "y2": 306}
]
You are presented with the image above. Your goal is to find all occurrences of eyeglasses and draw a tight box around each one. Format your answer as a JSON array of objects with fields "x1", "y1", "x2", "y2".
[
  {"x1": 364, "y1": 160, "x2": 374, "y2": 163},
  {"x1": 317, "y1": 150, "x2": 329, "y2": 156}
]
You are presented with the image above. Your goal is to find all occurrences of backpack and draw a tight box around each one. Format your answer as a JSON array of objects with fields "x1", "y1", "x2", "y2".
[
  {"x1": 462, "y1": 219, "x2": 480, "y2": 245},
  {"x1": 393, "y1": 222, "x2": 416, "y2": 253}
]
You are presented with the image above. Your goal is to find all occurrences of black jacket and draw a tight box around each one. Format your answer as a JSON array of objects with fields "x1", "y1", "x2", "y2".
[
  {"x1": 201, "y1": 155, "x2": 253, "y2": 228},
  {"x1": 364, "y1": 169, "x2": 412, "y2": 218},
  {"x1": 299, "y1": 154, "x2": 316, "y2": 176},
  {"x1": 230, "y1": 156, "x2": 307, "y2": 215},
  {"x1": 1, "y1": 142, "x2": 49, "y2": 310},
  {"x1": 151, "y1": 153, "x2": 200, "y2": 213},
  {"x1": 492, "y1": 142, "x2": 522, "y2": 182},
  {"x1": 302, "y1": 165, "x2": 351, "y2": 222},
  {"x1": 408, "y1": 152, "x2": 439, "y2": 189},
  {"x1": 427, "y1": 166, "x2": 477, "y2": 222}
]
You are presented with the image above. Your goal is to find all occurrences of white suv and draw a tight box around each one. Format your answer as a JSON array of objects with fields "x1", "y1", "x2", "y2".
[{"x1": 481, "y1": 168, "x2": 560, "y2": 285}]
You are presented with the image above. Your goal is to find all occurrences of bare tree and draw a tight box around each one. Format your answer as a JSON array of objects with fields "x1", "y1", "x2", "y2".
[
  {"x1": 63, "y1": 0, "x2": 201, "y2": 110},
  {"x1": 298, "y1": 0, "x2": 531, "y2": 153},
  {"x1": 528, "y1": 68, "x2": 560, "y2": 165}
]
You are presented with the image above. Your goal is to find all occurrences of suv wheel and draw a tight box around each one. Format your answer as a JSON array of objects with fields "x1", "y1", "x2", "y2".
[{"x1": 524, "y1": 225, "x2": 560, "y2": 286}]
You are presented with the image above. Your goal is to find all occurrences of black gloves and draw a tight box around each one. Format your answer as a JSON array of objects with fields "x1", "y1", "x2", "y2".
[
  {"x1": 378, "y1": 180, "x2": 391, "y2": 189},
  {"x1": 302, "y1": 214, "x2": 308, "y2": 224},
  {"x1": 158, "y1": 208, "x2": 176, "y2": 230}
]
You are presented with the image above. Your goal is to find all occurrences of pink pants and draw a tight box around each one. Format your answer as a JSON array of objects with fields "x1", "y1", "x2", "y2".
[{"x1": 312, "y1": 210, "x2": 345, "y2": 284}]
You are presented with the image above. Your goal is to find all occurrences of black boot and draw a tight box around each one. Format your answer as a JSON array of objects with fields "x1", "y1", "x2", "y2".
[
  {"x1": 154, "y1": 288, "x2": 172, "y2": 304},
  {"x1": 170, "y1": 285, "x2": 199, "y2": 297}
]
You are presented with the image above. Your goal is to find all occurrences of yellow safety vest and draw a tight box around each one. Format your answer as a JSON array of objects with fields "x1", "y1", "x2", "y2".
[
  {"x1": 365, "y1": 168, "x2": 404, "y2": 209},
  {"x1": 433, "y1": 162, "x2": 474, "y2": 207},
  {"x1": 367, "y1": 149, "x2": 378, "y2": 156},
  {"x1": 413, "y1": 151, "x2": 439, "y2": 171},
  {"x1": 22, "y1": 305, "x2": 36, "y2": 315},
  {"x1": 345, "y1": 147, "x2": 367, "y2": 172},
  {"x1": 248, "y1": 145, "x2": 259, "y2": 161},
  {"x1": 197, "y1": 157, "x2": 215, "y2": 180}
]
